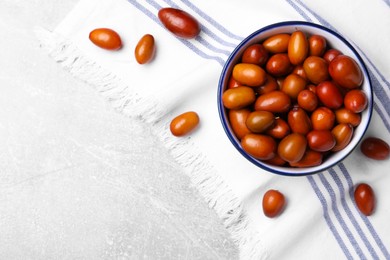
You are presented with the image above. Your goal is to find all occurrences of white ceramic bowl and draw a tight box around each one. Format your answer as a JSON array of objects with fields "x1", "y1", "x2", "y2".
[{"x1": 217, "y1": 21, "x2": 373, "y2": 176}]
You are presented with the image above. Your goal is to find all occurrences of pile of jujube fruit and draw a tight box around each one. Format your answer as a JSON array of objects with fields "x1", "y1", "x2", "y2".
[
  {"x1": 88, "y1": 13, "x2": 389, "y2": 217},
  {"x1": 222, "y1": 31, "x2": 368, "y2": 168}
]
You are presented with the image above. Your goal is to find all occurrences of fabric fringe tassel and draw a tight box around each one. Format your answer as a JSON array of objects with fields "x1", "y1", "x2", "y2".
[
  {"x1": 35, "y1": 27, "x2": 268, "y2": 260},
  {"x1": 34, "y1": 27, "x2": 169, "y2": 124}
]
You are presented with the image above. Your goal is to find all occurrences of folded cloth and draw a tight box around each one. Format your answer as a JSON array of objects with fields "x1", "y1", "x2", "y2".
[{"x1": 36, "y1": 0, "x2": 390, "y2": 259}]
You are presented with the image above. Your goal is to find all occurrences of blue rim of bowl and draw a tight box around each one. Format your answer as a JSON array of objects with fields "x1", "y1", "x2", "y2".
[{"x1": 217, "y1": 21, "x2": 373, "y2": 177}]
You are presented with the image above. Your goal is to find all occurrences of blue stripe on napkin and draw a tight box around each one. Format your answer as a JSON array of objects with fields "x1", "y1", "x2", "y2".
[
  {"x1": 373, "y1": 103, "x2": 390, "y2": 131},
  {"x1": 307, "y1": 175, "x2": 354, "y2": 259},
  {"x1": 285, "y1": 0, "x2": 312, "y2": 22},
  {"x1": 177, "y1": 0, "x2": 244, "y2": 41},
  {"x1": 382, "y1": 0, "x2": 390, "y2": 7}
]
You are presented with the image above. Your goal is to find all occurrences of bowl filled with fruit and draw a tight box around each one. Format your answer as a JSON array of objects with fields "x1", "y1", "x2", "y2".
[{"x1": 217, "y1": 21, "x2": 373, "y2": 176}]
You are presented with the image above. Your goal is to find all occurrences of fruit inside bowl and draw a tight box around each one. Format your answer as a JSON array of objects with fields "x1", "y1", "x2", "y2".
[{"x1": 217, "y1": 21, "x2": 373, "y2": 176}]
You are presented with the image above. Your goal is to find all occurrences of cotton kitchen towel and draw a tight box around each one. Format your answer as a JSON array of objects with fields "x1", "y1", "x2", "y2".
[{"x1": 36, "y1": 0, "x2": 390, "y2": 259}]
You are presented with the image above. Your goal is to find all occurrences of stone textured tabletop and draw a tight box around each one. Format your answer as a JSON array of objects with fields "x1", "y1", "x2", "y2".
[{"x1": 0, "y1": 1, "x2": 238, "y2": 259}]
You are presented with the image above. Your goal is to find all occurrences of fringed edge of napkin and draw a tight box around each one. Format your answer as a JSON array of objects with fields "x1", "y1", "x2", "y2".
[
  {"x1": 154, "y1": 120, "x2": 268, "y2": 259},
  {"x1": 34, "y1": 27, "x2": 169, "y2": 124},
  {"x1": 34, "y1": 27, "x2": 269, "y2": 260}
]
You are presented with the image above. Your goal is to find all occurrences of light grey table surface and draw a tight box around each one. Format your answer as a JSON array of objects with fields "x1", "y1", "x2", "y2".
[{"x1": 0, "y1": 1, "x2": 238, "y2": 259}]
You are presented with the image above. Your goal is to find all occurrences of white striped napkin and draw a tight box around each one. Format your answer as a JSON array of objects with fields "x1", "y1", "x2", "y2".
[{"x1": 36, "y1": 0, "x2": 390, "y2": 259}]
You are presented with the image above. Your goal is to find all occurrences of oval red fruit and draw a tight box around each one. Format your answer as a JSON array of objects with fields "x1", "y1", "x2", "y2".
[
  {"x1": 158, "y1": 8, "x2": 201, "y2": 39},
  {"x1": 89, "y1": 28, "x2": 122, "y2": 50},
  {"x1": 328, "y1": 55, "x2": 363, "y2": 89},
  {"x1": 360, "y1": 137, "x2": 390, "y2": 160},
  {"x1": 354, "y1": 183, "x2": 375, "y2": 216},
  {"x1": 262, "y1": 190, "x2": 286, "y2": 218}
]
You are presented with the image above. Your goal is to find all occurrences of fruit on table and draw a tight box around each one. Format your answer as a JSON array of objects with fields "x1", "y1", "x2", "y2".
[
  {"x1": 170, "y1": 111, "x2": 199, "y2": 137},
  {"x1": 158, "y1": 7, "x2": 201, "y2": 39},
  {"x1": 262, "y1": 190, "x2": 286, "y2": 218},
  {"x1": 135, "y1": 34, "x2": 156, "y2": 64},
  {"x1": 89, "y1": 28, "x2": 122, "y2": 50},
  {"x1": 354, "y1": 183, "x2": 375, "y2": 216},
  {"x1": 360, "y1": 137, "x2": 390, "y2": 160}
]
